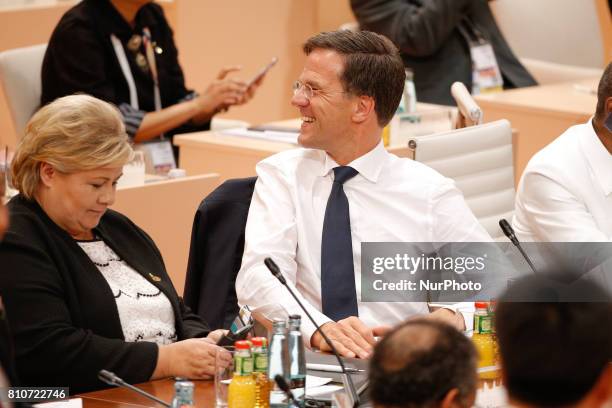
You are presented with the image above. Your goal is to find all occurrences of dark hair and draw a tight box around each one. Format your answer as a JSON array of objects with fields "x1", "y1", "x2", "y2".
[
  {"x1": 496, "y1": 277, "x2": 612, "y2": 407},
  {"x1": 595, "y1": 62, "x2": 612, "y2": 121},
  {"x1": 303, "y1": 30, "x2": 405, "y2": 127},
  {"x1": 369, "y1": 319, "x2": 477, "y2": 408}
]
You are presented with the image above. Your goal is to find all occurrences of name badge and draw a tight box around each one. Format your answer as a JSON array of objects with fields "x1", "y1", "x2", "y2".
[
  {"x1": 470, "y1": 42, "x2": 504, "y2": 95},
  {"x1": 136, "y1": 140, "x2": 176, "y2": 175}
]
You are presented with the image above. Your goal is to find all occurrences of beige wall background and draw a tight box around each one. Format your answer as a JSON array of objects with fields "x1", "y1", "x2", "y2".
[{"x1": 0, "y1": 0, "x2": 354, "y2": 148}]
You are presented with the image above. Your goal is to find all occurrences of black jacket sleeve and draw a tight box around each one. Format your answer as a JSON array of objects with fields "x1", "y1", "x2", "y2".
[{"x1": 350, "y1": 0, "x2": 472, "y2": 56}]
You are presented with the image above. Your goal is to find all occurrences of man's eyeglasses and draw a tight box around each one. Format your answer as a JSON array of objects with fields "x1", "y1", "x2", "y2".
[
  {"x1": 292, "y1": 80, "x2": 348, "y2": 100},
  {"x1": 292, "y1": 81, "x2": 316, "y2": 100}
]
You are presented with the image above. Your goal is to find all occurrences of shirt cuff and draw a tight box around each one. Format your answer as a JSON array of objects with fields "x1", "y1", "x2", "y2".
[
  {"x1": 441, "y1": 302, "x2": 474, "y2": 332},
  {"x1": 118, "y1": 103, "x2": 146, "y2": 138}
]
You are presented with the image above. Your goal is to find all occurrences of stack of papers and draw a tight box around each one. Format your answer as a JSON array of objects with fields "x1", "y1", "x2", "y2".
[{"x1": 220, "y1": 127, "x2": 299, "y2": 144}]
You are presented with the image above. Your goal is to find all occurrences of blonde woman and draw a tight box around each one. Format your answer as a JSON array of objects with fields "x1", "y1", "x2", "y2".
[{"x1": 0, "y1": 94, "x2": 230, "y2": 393}]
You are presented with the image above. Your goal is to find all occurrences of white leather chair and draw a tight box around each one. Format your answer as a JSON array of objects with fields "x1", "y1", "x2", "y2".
[
  {"x1": 408, "y1": 119, "x2": 514, "y2": 240},
  {"x1": 0, "y1": 44, "x2": 47, "y2": 138},
  {"x1": 520, "y1": 58, "x2": 603, "y2": 85},
  {"x1": 450, "y1": 82, "x2": 483, "y2": 128}
]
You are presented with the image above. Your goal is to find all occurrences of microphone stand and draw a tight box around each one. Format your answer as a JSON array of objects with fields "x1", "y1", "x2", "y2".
[
  {"x1": 499, "y1": 219, "x2": 538, "y2": 274},
  {"x1": 264, "y1": 258, "x2": 360, "y2": 408},
  {"x1": 98, "y1": 370, "x2": 171, "y2": 408}
]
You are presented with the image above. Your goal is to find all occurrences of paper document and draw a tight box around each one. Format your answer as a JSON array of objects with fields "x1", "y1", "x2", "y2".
[
  {"x1": 221, "y1": 127, "x2": 299, "y2": 144},
  {"x1": 34, "y1": 398, "x2": 82, "y2": 408},
  {"x1": 306, "y1": 374, "x2": 333, "y2": 388},
  {"x1": 306, "y1": 384, "x2": 344, "y2": 397}
]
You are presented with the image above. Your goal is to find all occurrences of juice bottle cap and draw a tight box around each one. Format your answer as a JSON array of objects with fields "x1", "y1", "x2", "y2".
[
  {"x1": 235, "y1": 340, "x2": 251, "y2": 349},
  {"x1": 475, "y1": 301, "x2": 489, "y2": 309},
  {"x1": 251, "y1": 337, "x2": 265, "y2": 347}
]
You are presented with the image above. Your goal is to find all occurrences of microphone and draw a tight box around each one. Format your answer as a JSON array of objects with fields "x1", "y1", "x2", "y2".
[
  {"x1": 274, "y1": 374, "x2": 299, "y2": 406},
  {"x1": 264, "y1": 257, "x2": 360, "y2": 408},
  {"x1": 98, "y1": 370, "x2": 171, "y2": 407},
  {"x1": 499, "y1": 219, "x2": 538, "y2": 275}
]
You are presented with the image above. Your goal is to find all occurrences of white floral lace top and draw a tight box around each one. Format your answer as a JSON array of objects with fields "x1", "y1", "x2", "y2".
[{"x1": 77, "y1": 239, "x2": 177, "y2": 345}]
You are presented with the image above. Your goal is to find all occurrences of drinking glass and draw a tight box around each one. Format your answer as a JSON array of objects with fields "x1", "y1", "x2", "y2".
[{"x1": 214, "y1": 346, "x2": 234, "y2": 407}]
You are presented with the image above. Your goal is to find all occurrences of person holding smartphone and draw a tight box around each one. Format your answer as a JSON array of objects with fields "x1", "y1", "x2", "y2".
[{"x1": 41, "y1": 0, "x2": 266, "y2": 160}]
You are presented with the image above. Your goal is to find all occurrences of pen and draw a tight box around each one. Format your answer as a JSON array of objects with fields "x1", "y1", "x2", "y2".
[{"x1": 306, "y1": 363, "x2": 365, "y2": 373}]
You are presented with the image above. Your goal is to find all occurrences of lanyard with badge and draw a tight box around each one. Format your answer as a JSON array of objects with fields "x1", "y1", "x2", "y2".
[
  {"x1": 457, "y1": 17, "x2": 504, "y2": 95},
  {"x1": 110, "y1": 28, "x2": 176, "y2": 175}
]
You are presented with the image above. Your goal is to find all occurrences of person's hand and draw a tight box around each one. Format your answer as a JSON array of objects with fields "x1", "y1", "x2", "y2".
[
  {"x1": 241, "y1": 65, "x2": 269, "y2": 103},
  {"x1": 154, "y1": 338, "x2": 232, "y2": 380},
  {"x1": 195, "y1": 66, "x2": 248, "y2": 116},
  {"x1": 425, "y1": 308, "x2": 466, "y2": 331},
  {"x1": 206, "y1": 329, "x2": 228, "y2": 344},
  {"x1": 310, "y1": 317, "x2": 390, "y2": 359}
]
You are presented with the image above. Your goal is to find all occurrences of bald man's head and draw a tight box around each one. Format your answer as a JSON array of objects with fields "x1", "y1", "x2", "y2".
[{"x1": 369, "y1": 319, "x2": 478, "y2": 408}]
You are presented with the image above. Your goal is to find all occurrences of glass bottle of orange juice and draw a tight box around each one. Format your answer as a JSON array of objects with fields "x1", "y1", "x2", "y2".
[
  {"x1": 472, "y1": 301, "x2": 498, "y2": 379},
  {"x1": 228, "y1": 340, "x2": 256, "y2": 408}
]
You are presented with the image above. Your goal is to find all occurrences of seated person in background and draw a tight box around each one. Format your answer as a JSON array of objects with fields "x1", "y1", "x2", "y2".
[
  {"x1": 0, "y1": 94, "x2": 230, "y2": 393},
  {"x1": 496, "y1": 277, "x2": 612, "y2": 408},
  {"x1": 369, "y1": 319, "x2": 478, "y2": 408},
  {"x1": 350, "y1": 0, "x2": 537, "y2": 105},
  {"x1": 41, "y1": 0, "x2": 264, "y2": 155},
  {"x1": 513, "y1": 62, "x2": 612, "y2": 242},
  {"x1": 237, "y1": 30, "x2": 490, "y2": 360}
]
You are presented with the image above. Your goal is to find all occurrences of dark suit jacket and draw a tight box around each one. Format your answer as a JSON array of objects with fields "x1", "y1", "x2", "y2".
[
  {"x1": 351, "y1": 0, "x2": 537, "y2": 105},
  {"x1": 184, "y1": 177, "x2": 257, "y2": 330},
  {"x1": 0, "y1": 195, "x2": 210, "y2": 394}
]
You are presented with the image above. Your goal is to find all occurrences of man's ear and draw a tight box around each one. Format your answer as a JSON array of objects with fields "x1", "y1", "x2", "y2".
[
  {"x1": 440, "y1": 387, "x2": 473, "y2": 408},
  {"x1": 39, "y1": 162, "x2": 56, "y2": 188},
  {"x1": 352, "y1": 95, "x2": 375, "y2": 124}
]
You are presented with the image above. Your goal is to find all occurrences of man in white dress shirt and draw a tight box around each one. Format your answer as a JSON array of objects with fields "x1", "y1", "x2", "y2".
[
  {"x1": 513, "y1": 63, "x2": 612, "y2": 242},
  {"x1": 236, "y1": 30, "x2": 490, "y2": 359}
]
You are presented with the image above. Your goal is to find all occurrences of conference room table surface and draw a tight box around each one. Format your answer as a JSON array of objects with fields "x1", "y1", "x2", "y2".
[{"x1": 76, "y1": 376, "x2": 505, "y2": 407}]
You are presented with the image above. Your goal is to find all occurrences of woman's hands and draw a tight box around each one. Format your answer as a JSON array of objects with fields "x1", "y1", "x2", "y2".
[{"x1": 152, "y1": 338, "x2": 232, "y2": 380}]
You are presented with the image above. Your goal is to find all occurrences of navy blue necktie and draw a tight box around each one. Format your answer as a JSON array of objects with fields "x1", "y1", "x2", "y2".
[{"x1": 321, "y1": 166, "x2": 359, "y2": 321}]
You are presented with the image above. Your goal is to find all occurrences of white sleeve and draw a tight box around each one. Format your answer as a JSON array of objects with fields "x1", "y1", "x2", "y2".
[
  {"x1": 516, "y1": 171, "x2": 611, "y2": 242},
  {"x1": 236, "y1": 159, "x2": 331, "y2": 342},
  {"x1": 429, "y1": 179, "x2": 492, "y2": 242}
]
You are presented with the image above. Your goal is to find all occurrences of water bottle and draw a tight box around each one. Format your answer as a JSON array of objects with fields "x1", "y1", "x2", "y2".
[
  {"x1": 288, "y1": 315, "x2": 306, "y2": 403},
  {"x1": 268, "y1": 319, "x2": 290, "y2": 407},
  {"x1": 403, "y1": 68, "x2": 417, "y2": 113},
  {"x1": 171, "y1": 379, "x2": 195, "y2": 408}
]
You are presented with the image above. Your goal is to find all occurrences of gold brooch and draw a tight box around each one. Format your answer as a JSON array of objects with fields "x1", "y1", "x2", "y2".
[
  {"x1": 149, "y1": 273, "x2": 162, "y2": 282},
  {"x1": 127, "y1": 34, "x2": 142, "y2": 52}
]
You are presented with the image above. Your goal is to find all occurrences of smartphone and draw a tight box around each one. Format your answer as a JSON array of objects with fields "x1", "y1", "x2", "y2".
[
  {"x1": 247, "y1": 57, "x2": 278, "y2": 88},
  {"x1": 216, "y1": 324, "x2": 253, "y2": 347}
]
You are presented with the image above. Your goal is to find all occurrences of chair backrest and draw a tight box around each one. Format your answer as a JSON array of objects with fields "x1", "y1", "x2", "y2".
[
  {"x1": 451, "y1": 82, "x2": 483, "y2": 128},
  {"x1": 112, "y1": 173, "x2": 221, "y2": 294},
  {"x1": 183, "y1": 177, "x2": 257, "y2": 330},
  {"x1": 408, "y1": 119, "x2": 514, "y2": 240},
  {"x1": 0, "y1": 44, "x2": 47, "y2": 138}
]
